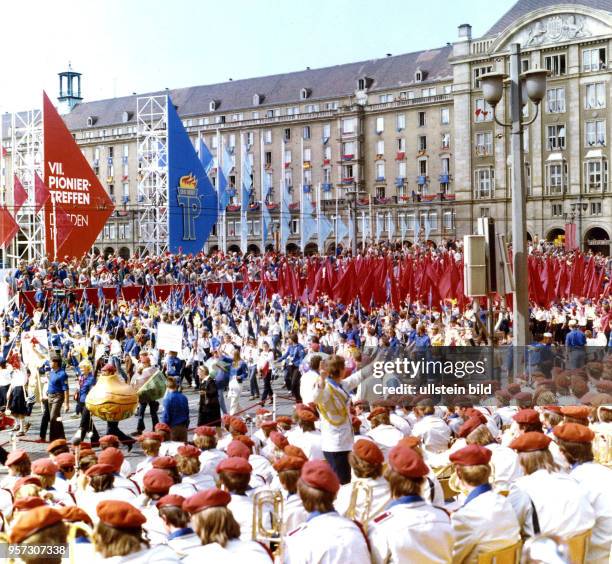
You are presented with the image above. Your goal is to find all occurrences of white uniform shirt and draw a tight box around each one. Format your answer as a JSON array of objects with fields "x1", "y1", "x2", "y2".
[
  {"x1": 334, "y1": 476, "x2": 391, "y2": 520},
  {"x1": 166, "y1": 530, "x2": 201, "y2": 559},
  {"x1": 285, "y1": 429, "x2": 325, "y2": 460},
  {"x1": 101, "y1": 543, "x2": 180, "y2": 564},
  {"x1": 76, "y1": 487, "x2": 137, "y2": 524},
  {"x1": 228, "y1": 493, "x2": 256, "y2": 541},
  {"x1": 199, "y1": 448, "x2": 227, "y2": 478},
  {"x1": 182, "y1": 539, "x2": 271, "y2": 564},
  {"x1": 366, "y1": 424, "x2": 404, "y2": 459},
  {"x1": 284, "y1": 511, "x2": 370, "y2": 564},
  {"x1": 299, "y1": 369, "x2": 319, "y2": 404},
  {"x1": 412, "y1": 415, "x2": 451, "y2": 454},
  {"x1": 368, "y1": 497, "x2": 453, "y2": 564},
  {"x1": 485, "y1": 443, "x2": 523, "y2": 491}
]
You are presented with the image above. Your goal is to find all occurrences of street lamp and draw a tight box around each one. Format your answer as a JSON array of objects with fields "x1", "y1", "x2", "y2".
[
  {"x1": 479, "y1": 43, "x2": 548, "y2": 353},
  {"x1": 570, "y1": 202, "x2": 588, "y2": 251},
  {"x1": 346, "y1": 181, "x2": 366, "y2": 256}
]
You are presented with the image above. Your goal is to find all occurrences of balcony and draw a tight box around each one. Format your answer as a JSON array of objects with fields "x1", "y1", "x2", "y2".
[
  {"x1": 395, "y1": 151, "x2": 406, "y2": 161},
  {"x1": 417, "y1": 175, "x2": 428, "y2": 185},
  {"x1": 365, "y1": 93, "x2": 452, "y2": 112},
  {"x1": 375, "y1": 176, "x2": 386, "y2": 183}
]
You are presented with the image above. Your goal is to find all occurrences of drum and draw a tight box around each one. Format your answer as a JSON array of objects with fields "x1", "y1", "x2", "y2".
[{"x1": 138, "y1": 370, "x2": 167, "y2": 403}]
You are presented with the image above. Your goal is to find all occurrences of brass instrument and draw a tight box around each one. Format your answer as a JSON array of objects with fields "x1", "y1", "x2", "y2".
[
  {"x1": 85, "y1": 369, "x2": 138, "y2": 422},
  {"x1": 448, "y1": 470, "x2": 469, "y2": 497},
  {"x1": 252, "y1": 489, "x2": 284, "y2": 562},
  {"x1": 345, "y1": 479, "x2": 373, "y2": 531},
  {"x1": 0, "y1": 532, "x2": 13, "y2": 564},
  {"x1": 67, "y1": 521, "x2": 95, "y2": 564}
]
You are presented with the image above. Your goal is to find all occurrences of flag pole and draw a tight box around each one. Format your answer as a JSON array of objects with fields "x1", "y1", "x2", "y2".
[
  {"x1": 316, "y1": 182, "x2": 321, "y2": 252},
  {"x1": 300, "y1": 136, "x2": 304, "y2": 254},
  {"x1": 216, "y1": 129, "x2": 222, "y2": 252},
  {"x1": 260, "y1": 131, "x2": 265, "y2": 254},
  {"x1": 52, "y1": 199, "x2": 58, "y2": 261},
  {"x1": 280, "y1": 138, "x2": 285, "y2": 254}
]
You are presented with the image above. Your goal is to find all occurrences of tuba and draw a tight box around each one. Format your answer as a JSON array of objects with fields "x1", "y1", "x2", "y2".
[
  {"x1": 85, "y1": 367, "x2": 138, "y2": 422},
  {"x1": 67, "y1": 521, "x2": 95, "y2": 564},
  {"x1": 345, "y1": 479, "x2": 373, "y2": 531},
  {"x1": 252, "y1": 489, "x2": 284, "y2": 561}
]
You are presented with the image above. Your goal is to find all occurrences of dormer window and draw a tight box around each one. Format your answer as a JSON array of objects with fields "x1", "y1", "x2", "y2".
[
  {"x1": 253, "y1": 93, "x2": 264, "y2": 105},
  {"x1": 358, "y1": 78, "x2": 366, "y2": 90},
  {"x1": 209, "y1": 100, "x2": 219, "y2": 112},
  {"x1": 415, "y1": 69, "x2": 423, "y2": 82},
  {"x1": 121, "y1": 111, "x2": 133, "y2": 123},
  {"x1": 300, "y1": 88, "x2": 311, "y2": 100},
  {"x1": 87, "y1": 116, "x2": 97, "y2": 127}
]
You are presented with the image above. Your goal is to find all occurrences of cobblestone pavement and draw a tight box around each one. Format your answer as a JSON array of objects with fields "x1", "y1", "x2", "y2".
[{"x1": 1, "y1": 377, "x2": 295, "y2": 466}]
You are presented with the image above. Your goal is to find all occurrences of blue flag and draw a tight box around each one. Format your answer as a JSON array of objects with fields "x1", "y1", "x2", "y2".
[
  {"x1": 198, "y1": 138, "x2": 214, "y2": 176},
  {"x1": 167, "y1": 98, "x2": 218, "y2": 254}
]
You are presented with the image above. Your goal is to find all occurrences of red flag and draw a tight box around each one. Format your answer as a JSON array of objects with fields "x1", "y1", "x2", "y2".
[
  {"x1": 13, "y1": 174, "x2": 28, "y2": 213},
  {"x1": 564, "y1": 223, "x2": 577, "y2": 251},
  {"x1": 1, "y1": 146, "x2": 7, "y2": 157},
  {"x1": 0, "y1": 206, "x2": 19, "y2": 249},
  {"x1": 34, "y1": 173, "x2": 50, "y2": 213}
]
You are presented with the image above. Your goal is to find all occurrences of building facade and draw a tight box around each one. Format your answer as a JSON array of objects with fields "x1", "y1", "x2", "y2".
[{"x1": 2, "y1": 0, "x2": 612, "y2": 258}]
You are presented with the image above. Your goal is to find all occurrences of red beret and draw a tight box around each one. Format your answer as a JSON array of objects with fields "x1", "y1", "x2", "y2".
[
  {"x1": 152, "y1": 456, "x2": 178, "y2": 469},
  {"x1": 398, "y1": 436, "x2": 421, "y2": 449},
  {"x1": 457, "y1": 416, "x2": 484, "y2": 438},
  {"x1": 177, "y1": 444, "x2": 201, "y2": 458},
  {"x1": 31, "y1": 458, "x2": 59, "y2": 476},
  {"x1": 510, "y1": 431, "x2": 552, "y2": 452},
  {"x1": 284, "y1": 445, "x2": 308, "y2": 460},
  {"x1": 55, "y1": 453, "x2": 76, "y2": 467},
  {"x1": 229, "y1": 417, "x2": 247, "y2": 434},
  {"x1": 234, "y1": 435, "x2": 255, "y2": 449},
  {"x1": 353, "y1": 439, "x2": 384, "y2": 465},
  {"x1": 98, "y1": 447, "x2": 124, "y2": 472},
  {"x1": 143, "y1": 469, "x2": 174, "y2": 494},
  {"x1": 154, "y1": 423, "x2": 171, "y2": 434},
  {"x1": 543, "y1": 405, "x2": 563, "y2": 414},
  {"x1": 351, "y1": 416, "x2": 362, "y2": 429},
  {"x1": 9, "y1": 506, "x2": 63, "y2": 543},
  {"x1": 270, "y1": 431, "x2": 289, "y2": 450},
  {"x1": 138, "y1": 432, "x2": 163, "y2": 442},
  {"x1": 296, "y1": 408, "x2": 317, "y2": 423},
  {"x1": 277, "y1": 416, "x2": 293, "y2": 426},
  {"x1": 221, "y1": 414, "x2": 232, "y2": 426},
  {"x1": 6, "y1": 449, "x2": 29, "y2": 466},
  {"x1": 300, "y1": 460, "x2": 340, "y2": 494},
  {"x1": 273, "y1": 455, "x2": 306, "y2": 472},
  {"x1": 388, "y1": 444, "x2": 430, "y2": 478},
  {"x1": 450, "y1": 444, "x2": 493, "y2": 466},
  {"x1": 561, "y1": 406, "x2": 591, "y2": 420},
  {"x1": 216, "y1": 456, "x2": 252, "y2": 475},
  {"x1": 47, "y1": 439, "x2": 68, "y2": 453},
  {"x1": 194, "y1": 426, "x2": 216, "y2": 437},
  {"x1": 227, "y1": 440, "x2": 251, "y2": 460},
  {"x1": 13, "y1": 496, "x2": 47, "y2": 511},
  {"x1": 367, "y1": 406, "x2": 388, "y2": 421},
  {"x1": 513, "y1": 409, "x2": 540, "y2": 424},
  {"x1": 102, "y1": 363, "x2": 117, "y2": 374},
  {"x1": 182, "y1": 488, "x2": 231, "y2": 514},
  {"x1": 56, "y1": 506, "x2": 93, "y2": 526},
  {"x1": 261, "y1": 421, "x2": 278, "y2": 431},
  {"x1": 553, "y1": 423, "x2": 595, "y2": 443},
  {"x1": 12, "y1": 476, "x2": 42, "y2": 494},
  {"x1": 96, "y1": 500, "x2": 146, "y2": 528},
  {"x1": 464, "y1": 408, "x2": 487, "y2": 424},
  {"x1": 256, "y1": 408, "x2": 271, "y2": 416},
  {"x1": 99, "y1": 434, "x2": 120, "y2": 446},
  {"x1": 156, "y1": 494, "x2": 186, "y2": 509},
  {"x1": 85, "y1": 463, "x2": 115, "y2": 477}
]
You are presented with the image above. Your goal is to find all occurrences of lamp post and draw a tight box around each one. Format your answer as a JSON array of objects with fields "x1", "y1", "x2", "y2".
[
  {"x1": 480, "y1": 43, "x2": 548, "y2": 351},
  {"x1": 346, "y1": 180, "x2": 366, "y2": 256},
  {"x1": 571, "y1": 201, "x2": 588, "y2": 251}
]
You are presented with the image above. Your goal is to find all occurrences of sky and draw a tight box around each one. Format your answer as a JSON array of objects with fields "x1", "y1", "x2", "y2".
[{"x1": 0, "y1": 0, "x2": 517, "y2": 112}]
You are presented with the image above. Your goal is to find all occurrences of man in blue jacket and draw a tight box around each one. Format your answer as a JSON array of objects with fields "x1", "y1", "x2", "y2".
[
  {"x1": 279, "y1": 333, "x2": 305, "y2": 402},
  {"x1": 161, "y1": 376, "x2": 189, "y2": 441}
]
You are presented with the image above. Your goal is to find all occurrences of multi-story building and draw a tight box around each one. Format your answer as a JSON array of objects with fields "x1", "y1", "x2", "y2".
[{"x1": 2, "y1": 0, "x2": 612, "y2": 258}]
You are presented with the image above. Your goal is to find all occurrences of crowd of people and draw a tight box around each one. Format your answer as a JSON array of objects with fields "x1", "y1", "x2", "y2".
[{"x1": 0, "y1": 245, "x2": 610, "y2": 562}]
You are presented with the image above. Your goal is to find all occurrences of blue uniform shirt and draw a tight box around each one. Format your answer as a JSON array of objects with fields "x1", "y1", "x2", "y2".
[{"x1": 48, "y1": 368, "x2": 68, "y2": 394}]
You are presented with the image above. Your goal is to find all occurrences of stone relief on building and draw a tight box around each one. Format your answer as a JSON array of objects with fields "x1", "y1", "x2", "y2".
[{"x1": 506, "y1": 14, "x2": 611, "y2": 48}]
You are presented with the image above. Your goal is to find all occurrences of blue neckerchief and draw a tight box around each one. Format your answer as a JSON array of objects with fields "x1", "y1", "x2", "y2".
[
  {"x1": 388, "y1": 495, "x2": 424, "y2": 508},
  {"x1": 464, "y1": 483, "x2": 492, "y2": 506},
  {"x1": 75, "y1": 537, "x2": 91, "y2": 544},
  {"x1": 168, "y1": 527, "x2": 194, "y2": 540},
  {"x1": 327, "y1": 377, "x2": 349, "y2": 399},
  {"x1": 307, "y1": 510, "x2": 337, "y2": 522}
]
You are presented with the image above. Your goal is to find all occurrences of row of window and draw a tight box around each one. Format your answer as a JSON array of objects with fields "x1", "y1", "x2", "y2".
[
  {"x1": 100, "y1": 223, "x2": 133, "y2": 241},
  {"x1": 551, "y1": 201, "x2": 603, "y2": 217}
]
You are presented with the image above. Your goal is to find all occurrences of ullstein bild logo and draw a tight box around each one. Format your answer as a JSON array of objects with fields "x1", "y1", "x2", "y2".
[{"x1": 177, "y1": 173, "x2": 202, "y2": 241}]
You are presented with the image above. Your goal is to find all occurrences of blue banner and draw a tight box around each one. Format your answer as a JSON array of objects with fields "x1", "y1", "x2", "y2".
[{"x1": 168, "y1": 98, "x2": 218, "y2": 253}]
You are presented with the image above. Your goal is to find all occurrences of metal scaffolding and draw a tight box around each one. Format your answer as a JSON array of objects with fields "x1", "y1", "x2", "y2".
[
  {"x1": 7, "y1": 109, "x2": 45, "y2": 266},
  {"x1": 136, "y1": 95, "x2": 168, "y2": 256}
]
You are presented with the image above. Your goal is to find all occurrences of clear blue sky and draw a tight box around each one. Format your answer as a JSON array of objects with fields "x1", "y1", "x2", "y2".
[{"x1": 0, "y1": 0, "x2": 517, "y2": 112}]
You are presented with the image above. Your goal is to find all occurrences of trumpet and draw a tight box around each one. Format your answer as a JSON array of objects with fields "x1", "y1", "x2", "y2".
[
  {"x1": 252, "y1": 489, "x2": 284, "y2": 561},
  {"x1": 345, "y1": 479, "x2": 373, "y2": 531},
  {"x1": 0, "y1": 532, "x2": 14, "y2": 564},
  {"x1": 67, "y1": 521, "x2": 95, "y2": 564}
]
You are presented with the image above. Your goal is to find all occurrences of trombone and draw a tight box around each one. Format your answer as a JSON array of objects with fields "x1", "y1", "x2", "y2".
[
  {"x1": 252, "y1": 489, "x2": 284, "y2": 561},
  {"x1": 345, "y1": 479, "x2": 373, "y2": 531}
]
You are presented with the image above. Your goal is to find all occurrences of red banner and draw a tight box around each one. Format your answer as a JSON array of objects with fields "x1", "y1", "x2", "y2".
[{"x1": 43, "y1": 92, "x2": 114, "y2": 259}]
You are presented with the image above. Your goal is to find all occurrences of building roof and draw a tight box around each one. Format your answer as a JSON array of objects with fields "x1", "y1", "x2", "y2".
[{"x1": 485, "y1": 0, "x2": 612, "y2": 36}]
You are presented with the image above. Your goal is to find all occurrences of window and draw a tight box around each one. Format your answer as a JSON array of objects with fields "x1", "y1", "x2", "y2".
[
  {"x1": 441, "y1": 133, "x2": 451, "y2": 149},
  {"x1": 265, "y1": 151, "x2": 272, "y2": 166},
  {"x1": 585, "y1": 83, "x2": 606, "y2": 109},
  {"x1": 291, "y1": 218, "x2": 300, "y2": 235},
  {"x1": 521, "y1": 59, "x2": 530, "y2": 73},
  {"x1": 376, "y1": 139, "x2": 384, "y2": 156},
  {"x1": 284, "y1": 128, "x2": 291, "y2": 141},
  {"x1": 303, "y1": 148, "x2": 311, "y2": 162},
  {"x1": 428, "y1": 212, "x2": 438, "y2": 231},
  {"x1": 547, "y1": 124, "x2": 566, "y2": 150},
  {"x1": 396, "y1": 114, "x2": 405, "y2": 131},
  {"x1": 441, "y1": 156, "x2": 450, "y2": 174},
  {"x1": 585, "y1": 120, "x2": 606, "y2": 146},
  {"x1": 324, "y1": 146, "x2": 331, "y2": 160},
  {"x1": 342, "y1": 118, "x2": 356, "y2": 134},
  {"x1": 473, "y1": 65, "x2": 493, "y2": 89},
  {"x1": 480, "y1": 208, "x2": 490, "y2": 218},
  {"x1": 379, "y1": 94, "x2": 394, "y2": 103},
  {"x1": 418, "y1": 158, "x2": 428, "y2": 176},
  {"x1": 304, "y1": 104, "x2": 319, "y2": 113},
  {"x1": 324, "y1": 101, "x2": 338, "y2": 110},
  {"x1": 591, "y1": 201, "x2": 603, "y2": 215},
  {"x1": 584, "y1": 159, "x2": 608, "y2": 192},
  {"x1": 397, "y1": 138, "x2": 406, "y2": 152},
  {"x1": 342, "y1": 164, "x2": 354, "y2": 179},
  {"x1": 252, "y1": 111, "x2": 260, "y2": 119},
  {"x1": 284, "y1": 150, "x2": 292, "y2": 164},
  {"x1": 358, "y1": 78, "x2": 366, "y2": 90},
  {"x1": 323, "y1": 168, "x2": 331, "y2": 183},
  {"x1": 582, "y1": 47, "x2": 606, "y2": 72},
  {"x1": 551, "y1": 203, "x2": 564, "y2": 217},
  {"x1": 546, "y1": 88, "x2": 565, "y2": 113},
  {"x1": 407, "y1": 91, "x2": 415, "y2": 100},
  {"x1": 211, "y1": 136, "x2": 218, "y2": 150},
  {"x1": 422, "y1": 87, "x2": 436, "y2": 97},
  {"x1": 544, "y1": 53, "x2": 567, "y2": 76},
  {"x1": 441, "y1": 108, "x2": 450, "y2": 125},
  {"x1": 342, "y1": 141, "x2": 355, "y2": 157},
  {"x1": 545, "y1": 162, "x2": 567, "y2": 194},
  {"x1": 228, "y1": 134, "x2": 236, "y2": 149},
  {"x1": 474, "y1": 98, "x2": 493, "y2": 122},
  {"x1": 303, "y1": 126, "x2": 311, "y2": 140},
  {"x1": 418, "y1": 135, "x2": 427, "y2": 151},
  {"x1": 443, "y1": 210, "x2": 454, "y2": 230},
  {"x1": 375, "y1": 116, "x2": 384, "y2": 133},
  {"x1": 303, "y1": 169, "x2": 312, "y2": 185},
  {"x1": 418, "y1": 112, "x2": 426, "y2": 127},
  {"x1": 375, "y1": 162, "x2": 385, "y2": 180},
  {"x1": 444, "y1": 85, "x2": 452, "y2": 95},
  {"x1": 475, "y1": 131, "x2": 493, "y2": 155},
  {"x1": 264, "y1": 130, "x2": 272, "y2": 144},
  {"x1": 322, "y1": 123, "x2": 331, "y2": 141},
  {"x1": 397, "y1": 161, "x2": 407, "y2": 178},
  {"x1": 246, "y1": 131, "x2": 254, "y2": 146},
  {"x1": 109, "y1": 224, "x2": 117, "y2": 240},
  {"x1": 474, "y1": 168, "x2": 494, "y2": 199},
  {"x1": 284, "y1": 170, "x2": 292, "y2": 187}
]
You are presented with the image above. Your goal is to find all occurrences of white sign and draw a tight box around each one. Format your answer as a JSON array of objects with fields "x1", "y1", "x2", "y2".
[
  {"x1": 21, "y1": 330, "x2": 50, "y2": 369},
  {"x1": 156, "y1": 323, "x2": 183, "y2": 353}
]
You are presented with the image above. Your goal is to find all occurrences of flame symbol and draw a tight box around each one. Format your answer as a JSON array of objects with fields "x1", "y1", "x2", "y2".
[{"x1": 179, "y1": 173, "x2": 197, "y2": 189}]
